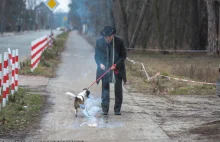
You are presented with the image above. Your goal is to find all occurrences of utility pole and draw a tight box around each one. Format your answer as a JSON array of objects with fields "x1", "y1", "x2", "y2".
[
  {"x1": 1, "y1": 0, "x2": 6, "y2": 35},
  {"x1": 50, "y1": 12, "x2": 53, "y2": 34}
]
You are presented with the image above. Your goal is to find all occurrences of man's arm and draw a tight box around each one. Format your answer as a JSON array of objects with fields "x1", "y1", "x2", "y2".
[
  {"x1": 115, "y1": 39, "x2": 127, "y2": 66},
  {"x1": 94, "y1": 40, "x2": 101, "y2": 67}
]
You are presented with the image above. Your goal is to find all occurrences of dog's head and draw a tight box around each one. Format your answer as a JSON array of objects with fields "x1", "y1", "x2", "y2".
[{"x1": 83, "y1": 88, "x2": 90, "y2": 98}]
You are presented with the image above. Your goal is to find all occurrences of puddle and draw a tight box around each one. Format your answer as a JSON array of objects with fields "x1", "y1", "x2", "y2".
[
  {"x1": 57, "y1": 95, "x2": 124, "y2": 129},
  {"x1": 57, "y1": 116, "x2": 124, "y2": 130}
]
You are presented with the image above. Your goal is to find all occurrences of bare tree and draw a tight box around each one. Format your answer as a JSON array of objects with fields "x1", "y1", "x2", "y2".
[
  {"x1": 206, "y1": 0, "x2": 218, "y2": 55},
  {"x1": 1, "y1": 0, "x2": 6, "y2": 34},
  {"x1": 190, "y1": 0, "x2": 200, "y2": 50},
  {"x1": 114, "y1": 0, "x2": 129, "y2": 48},
  {"x1": 129, "y1": 0, "x2": 149, "y2": 49}
]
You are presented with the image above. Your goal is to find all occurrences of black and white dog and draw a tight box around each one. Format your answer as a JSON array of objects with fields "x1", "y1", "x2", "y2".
[{"x1": 65, "y1": 88, "x2": 90, "y2": 117}]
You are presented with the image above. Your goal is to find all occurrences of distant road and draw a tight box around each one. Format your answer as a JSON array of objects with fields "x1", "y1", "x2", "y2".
[{"x1": 0, "y1": 30, "x2": 63, "y2": 61}]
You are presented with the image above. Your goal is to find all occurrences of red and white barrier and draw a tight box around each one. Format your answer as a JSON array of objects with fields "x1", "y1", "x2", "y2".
[
  {"x1": 15, "y1": 49, "x2": 19, "y2": 92},
  {"x1": 6, "y1": 52, "x2": 9, "y2": 102},
  {"x1": 48, "y1": 33, "x2": 54, "y2": 48},
  {"x1": 3, "y1": 52, "x2": 8, "y2": 107},
  {"x1": 31, "y1": 35, "x2": 49, "y2": 72},
  {"x1": 11, "y1": 50, "x2": 15, "y2": 95},
  {"x1": 8, "y1": 48, "x2": 12, "y2": 65}
]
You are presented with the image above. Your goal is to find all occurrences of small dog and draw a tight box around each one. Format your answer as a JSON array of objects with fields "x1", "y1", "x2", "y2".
[{"x1": 65, "y1": 88, "x2": 90, "y2": 117}]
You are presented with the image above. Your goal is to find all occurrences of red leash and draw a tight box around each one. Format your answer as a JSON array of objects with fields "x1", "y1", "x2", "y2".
[{"x1": 87, "y1": 67, "x2": 112, "y2": 89}]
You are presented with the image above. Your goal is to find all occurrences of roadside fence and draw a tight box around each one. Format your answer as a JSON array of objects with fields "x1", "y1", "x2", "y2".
[
  {"x1": 31, "y1": 33, "x2": 54, "y2": 72},
  {"x1": 0, "y1": 48, "x2": 19, "y2": 111}
]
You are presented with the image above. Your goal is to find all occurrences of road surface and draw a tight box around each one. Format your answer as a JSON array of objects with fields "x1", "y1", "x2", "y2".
[{"x1": 0, "y1": 30, "x2": 62, "y2": 61}]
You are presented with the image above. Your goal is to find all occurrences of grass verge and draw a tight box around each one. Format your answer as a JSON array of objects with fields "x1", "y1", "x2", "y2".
[
  {"x1": 0, "y1": 88, "x2": 43, "y2": 136},
  {"x1": 19, "y1": 31, "x2": 69, "y2": 78},
  {"x1": 126, "y1": 51, "x2": 217, "y2": 95}
]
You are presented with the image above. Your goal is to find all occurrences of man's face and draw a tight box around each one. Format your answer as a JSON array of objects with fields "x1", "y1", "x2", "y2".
[{"x1": 104, "y1": 35, "x2": 114, "y2": 43}]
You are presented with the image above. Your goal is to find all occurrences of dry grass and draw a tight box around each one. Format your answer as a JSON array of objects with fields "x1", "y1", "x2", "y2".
[{"x1": 126, "y1": 51, "x2": 218, "y2": 95}]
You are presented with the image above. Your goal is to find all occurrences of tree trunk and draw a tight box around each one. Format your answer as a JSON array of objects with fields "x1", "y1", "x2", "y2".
[
  {"x1": 163, "y1": 0, "x2": 173, "y2": 49},
  {"x1": 129, "y1": 0, "x2": 149, "y2": 49},
  {"x1": 154, "y1": 0, "x2": 164, "y2": 50},
  {"x1": 1, "y1": 0, "x2": 6, "y2": 35},
  {"x1": 206, "y1": 0, "x2": 218, "y2": 55},
  {"x1": 190, "y1": 0, "x2": 200, "y2": 50},
  {"x1": 114, "y1": 0, "x2": 129, "y2": 48}
]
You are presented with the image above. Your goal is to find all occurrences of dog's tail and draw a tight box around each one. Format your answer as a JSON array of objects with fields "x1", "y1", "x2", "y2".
[{"x1": 65, "y1": 92, "x2": 76, "y2": 98}]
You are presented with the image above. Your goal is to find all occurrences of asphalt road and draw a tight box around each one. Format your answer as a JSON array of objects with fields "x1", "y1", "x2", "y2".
[{"x1": 0, "y1": 30, "x2": 62, "y2": 61}]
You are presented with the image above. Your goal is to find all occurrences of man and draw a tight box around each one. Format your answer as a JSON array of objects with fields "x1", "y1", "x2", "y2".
[{"x1": 94, "y1": 26, "x2": 127, "y2": 115}]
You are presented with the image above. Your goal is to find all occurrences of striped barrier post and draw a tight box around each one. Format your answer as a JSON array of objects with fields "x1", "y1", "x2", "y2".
[
  {"x1": 31, "y1": 35, "x2": 48, "y2": 72},
  {"x1": 6, "y1": 52, "x2": 9, "y2": 102},
  {"x1": 11, "y1": 50, "x2": 15, "y2": 95},
  {"x1": 49, "y1": 33, "x2": 54, "y2": 48},
  {"x1": 3, "y1": 52, "x2": 8, "y2": 107},
  {"x1": 8, "y1": 48, "x2": 12, "y2": 65},
  {"x1": 15, "y1": 49, "x2": 19, "y2": 92},
  {"x1": 0, "y1": 54, "x2": 2, "y2": 111}
]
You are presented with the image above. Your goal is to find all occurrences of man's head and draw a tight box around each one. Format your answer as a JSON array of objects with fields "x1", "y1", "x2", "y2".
[
  {"x1": 104, "y1": 35, "x2": 114, "y2": 43},
  {"x1": 100, "y1": 26, "x2": 116, "y2": 43}
]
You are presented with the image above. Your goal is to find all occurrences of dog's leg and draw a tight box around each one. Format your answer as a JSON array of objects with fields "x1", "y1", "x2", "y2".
[{"x1": 75, "y1": 109, "x2": 78, "y2": 117}]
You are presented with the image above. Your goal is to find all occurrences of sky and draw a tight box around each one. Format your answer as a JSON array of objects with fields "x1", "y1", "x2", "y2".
[
  {"x1": 54, "y1": 0, "x2": 71, "y2": 12},
  {"x1": 37, "y1": 0, "x2": 71, "y2": 12}
]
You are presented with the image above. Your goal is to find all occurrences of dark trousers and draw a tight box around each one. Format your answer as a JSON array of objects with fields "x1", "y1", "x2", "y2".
[{"x1": 101, "y1": 74, "x2": 123, "y2": 112}]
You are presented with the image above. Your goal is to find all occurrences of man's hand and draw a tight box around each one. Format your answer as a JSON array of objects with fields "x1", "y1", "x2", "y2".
[
  {"x1": 100, "y1": 64, "x2": 105, "y2": 70},
  {"x1": 111, "y1": 64, "x2": 117, "y2": 70}
]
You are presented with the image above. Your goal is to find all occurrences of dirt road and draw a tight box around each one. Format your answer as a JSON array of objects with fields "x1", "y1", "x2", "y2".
[{"x1": 24, "y1": 31, "x2": 220, "y2": 141}]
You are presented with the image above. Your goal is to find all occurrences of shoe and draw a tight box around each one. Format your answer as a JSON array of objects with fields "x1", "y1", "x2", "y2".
[
  {"x1": 103, "y1": 111, "x2": 108, "y2": 115},
  {"x1": 115, "y1": 111, "x2": 121, "y2": 115}
]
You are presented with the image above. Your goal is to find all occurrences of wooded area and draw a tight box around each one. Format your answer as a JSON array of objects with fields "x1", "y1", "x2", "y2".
[
  {"x1": 0, "y1": 0, "x2": 63, "y2": 33},
  {"x1": 68, "y1": 0, "x2": 220, "y2": 55}
]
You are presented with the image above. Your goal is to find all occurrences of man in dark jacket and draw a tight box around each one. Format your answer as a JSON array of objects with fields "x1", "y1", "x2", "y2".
[{"x1": 94, "y1": 26, "x2": 127, "y2": 115}]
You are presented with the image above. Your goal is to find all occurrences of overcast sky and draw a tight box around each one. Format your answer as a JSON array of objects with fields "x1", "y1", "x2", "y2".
[
  {"x1": 37, "y1": 0, "x2": 71, "y2": 12},
  {"x1": 55, "y1": 0, "x2": 71, "y2": 12}
]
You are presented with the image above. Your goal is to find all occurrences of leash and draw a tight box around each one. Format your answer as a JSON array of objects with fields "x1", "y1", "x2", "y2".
[{"x1": 87, "y1": 67, "x2": 112, "y2": 90}]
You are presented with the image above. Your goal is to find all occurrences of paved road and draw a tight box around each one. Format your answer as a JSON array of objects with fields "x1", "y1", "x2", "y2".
[
  {"x1": 25, "y1": 31, "x2": 171, "y2": 141},
  {"x1": 0, "y1": 30, "x2": 62, "y2": 61}
]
